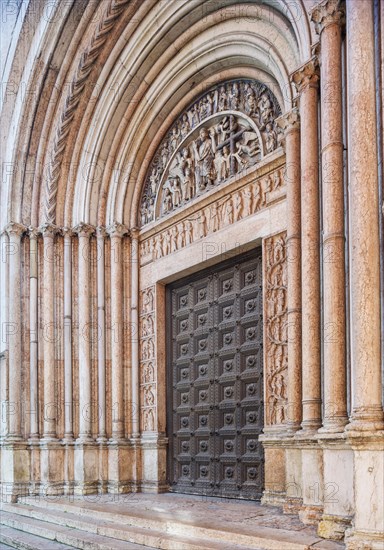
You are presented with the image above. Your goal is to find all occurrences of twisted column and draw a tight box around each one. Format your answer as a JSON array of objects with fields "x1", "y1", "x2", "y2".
[
  {"x1": 291, "y1": 59, "x2": 322, "y2": 434},
  {"x1": 276, "y1": 108, "x2": 302, "y2": 433},
  {"x1": 107, "y1": 222, "x2": 128, "y2": 442}
]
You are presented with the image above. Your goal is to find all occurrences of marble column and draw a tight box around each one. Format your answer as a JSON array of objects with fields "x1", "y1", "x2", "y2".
[
  {"x1": 107, "y1": 222, "x2": 128, "y2": 443},
  {"x1": 291, "y1": 59, "x2": 322, "y2": 435},
  {"x1": 0, "y1": 229, "x2": 9, "y2": 440},
  {"x1": 4, "y1": 222, "x2": 25, "y2": 440},
  {"x1": 276, "y1": 108, "x2": 302, "y2": 434},
  {"x1": 130, "y1": 228, "x2": 140, "y2": 440},
  {"x1": 345, "y1": 0, "x2": 384, "y2": 435},
  {"x1": 39, "y1": 223, "x2": 63, "y2": 495},
  {"x1": 96, "y1": 227, "x2": 107, "y2": 442},
  {"x1": 29, "y1": 227, "x2": 39, "y2": 440},
  {"x1": 344, "y1": 2, "x2": 384, "y2": 545},
  {"x1": 74, "y1": 223, "x2": 95, "y2": 443},
  {"x1": 312, "y1": 0, "x2": 348, "y2": 434},
  {"x1": 40, "y1": 223, "x2": 59, "y2": 441},
  {"x1": 62, "y1": 228, "x2": 74, "y2": 442},
  {"x1": 73, "y1": 223, "x2": 97, "y2": 495}
]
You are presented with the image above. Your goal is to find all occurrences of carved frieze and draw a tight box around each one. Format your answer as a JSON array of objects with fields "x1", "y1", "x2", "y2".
[
  {"x1": 140, "y1": 79, "x2": 282, "y2": 226},
  {"x1": 140, "y1": 166, "x2": 285, "y2": 264},
  {"x1": 140, "y1": 286, "x2": 157, "y2": 432},
  {"x1": 263, "y1": 232, "x2": 288, "y2": 426}
]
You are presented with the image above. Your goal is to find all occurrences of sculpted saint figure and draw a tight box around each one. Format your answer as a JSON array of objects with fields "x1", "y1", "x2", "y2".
[
  {"x1": 216, "y1": 145, "x2": 231, "y2": 182},
  {"x1": 180, "y1": 113, "x2": 191, "y2": 138},
  {"x1": 192, "y1": 127, "x2": 217, "y2": 190}
]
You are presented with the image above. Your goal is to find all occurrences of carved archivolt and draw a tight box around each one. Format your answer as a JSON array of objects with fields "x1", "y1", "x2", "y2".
[
  {"x1": 140, "y1": 286, "x2": 157, "y2": 432},
  {"x1": 43, "y1": 0, "x2": 131, "y2": 224},
  {"x1": 140, "y1": 166, "x2": 285, "y2": 264},
  {"x1": 263, "y1": 232, "x2": 288, "y2": 427},
  {"x1": 140, "y1": 79, "x2": 282, "y2": 226}
]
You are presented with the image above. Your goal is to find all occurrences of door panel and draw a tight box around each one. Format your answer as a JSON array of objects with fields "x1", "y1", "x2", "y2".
[{"x1": 167, "y1": 250, "x2": 263, "y2": 499}]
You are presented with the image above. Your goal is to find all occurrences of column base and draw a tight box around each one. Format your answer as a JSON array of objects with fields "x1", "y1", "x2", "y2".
[
  {"x1": 283, "y1": 497, "x2": 303, "y2": 514},
  {"x1": 299, "y1": 504, "x2": 323, "y2": 525},
  {"x1": 108, "y1": 440, "x2": 135, "y2": 494},
  {"x1": 318, "y1": 514, "x2": 352, "y2": 541},
  {"x1": 140, "y1": 433, "x2": 168, "y2": 491},
  {"x1": 345, "y1": 529, "x2": 384, "y2": 550},
  {"x1": 40, "y1": 441, "x2": 64, "y2": 496},
  {"x1": 74, "y1": 442, "x2": 99, "y2": 495},
  {"x1": 261, "y1": 489, "x2": 286, "y2": 507},
  {"x1": 0, "y1": 441, "x2": 30, "y2": 501}
]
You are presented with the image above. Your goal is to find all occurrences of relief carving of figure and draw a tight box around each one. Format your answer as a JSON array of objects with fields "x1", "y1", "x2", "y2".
[
  {"x1": 144, "y1": 385, "x2": 155, "y2": 407},
  {"x1": 233, "y1": 192, "x2": 243, "y2": 222},
  {"x1": 215, "y1": 145, "x2": 231, "y2": 182},
  {"x1": 252, "y1": 180, "x2": 262, "y2": 213},
  {"x1": 242, "y1": 186, "x2": 252, "y2": 217},
  {"x1": 170, "y1": 126, "x2": 181, "y2": 152},
  {"x1": 143, "y1": 408, "x2": 155, "y2": 431},
  {"x1": 218, "y1": 86, "x2": 227, "y2": 111},
  {"x1": 177, "y1": 222, "x2": 185, "y2": 249},
  {"x1": 185, "y1": 220, "x2": 193, "y2": 245},
  {"x1": 209, "y1": 202, "x2": 220, "y2": 232},
  {"x1": 142, "y1": 362, "x2": 154, "y2": 383},
  {"x1": 265, "y1": 122, "x2": 277, "y2": 154},
  {"x1": 154, "y1": 234, "x2": 163, "y2": 259},
  {"x1": 222, "y1": 197, "x2": 234, "y2": 225},
  {"x1": 180, "y1": 113, "x2": 191, "y2": 138},
  {"x1": 170, "y1": 225, "x2": 178, "y2": 252},
  {"x1": 163, "y1": 230, "x2": 171, "y2": 256},
  {"x1": 198, "y1": 210, "x2": 207, "y2": 239},
  {"x1": 258, "y1": 92, "x2": 273, "y2": 129},
  {"x1": 142, "y1": 287, "x2": 154, "y2": 313},
  {"x1": 193, "y1": 127, "x2": 217, "y2": 190}
]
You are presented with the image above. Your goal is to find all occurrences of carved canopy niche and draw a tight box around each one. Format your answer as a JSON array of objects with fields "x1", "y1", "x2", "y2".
[{"x1": 139, "y1": 79, "x2": 282, "y2": 227}]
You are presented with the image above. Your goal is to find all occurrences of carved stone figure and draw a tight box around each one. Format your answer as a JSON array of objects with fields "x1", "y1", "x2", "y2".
[
  {"x1": 143, "y1": 408, "x2": 155, "y2": 431},
  {"x1": 193, "y1": 127, "x2": 217, "y2": 189},
  {"x1": 185, "y1": 220, "x2": 193, "y2": 245}
]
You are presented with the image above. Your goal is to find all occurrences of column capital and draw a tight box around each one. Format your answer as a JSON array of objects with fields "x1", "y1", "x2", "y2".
[
  {"x1": 73, "y1": 222, "x2": 95, "y2": 238},
  {"x1": 61, "y1": 226, "x2": 74, "y2": 238},
  {"x1": 96, "y1": 226, "x2": 107, "y2": 239},
  {"x1": 291, "y1": 57, "x2": 320, "y2": 93},
  {"x1": 130, "y1": 227, "x2": 140, "y2": 240},
  {"x1": 310, "y1": 0, "x2": 345, "y2": 35},
  {"x1": 28, "y1": 226, "x2": 40, "y2": 239},
  {"x1": 4, "y1": 222, "x2": 27, "y2": 237},
  {"x1": 106, "y1": 222, "x2": 129, "y2": 238},
  {"x1": 276, "y1": 108, "x2": 300, "y2": 134},
  {"x1": 39, "y1": 223, "x2": 60, "y2": 237}
]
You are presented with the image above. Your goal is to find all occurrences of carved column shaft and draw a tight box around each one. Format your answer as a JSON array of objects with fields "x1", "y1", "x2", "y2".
[
  {"x1": 75, "y1": 224, "x2": 94, "y2": 442},
  {"x1": 6, "y1": 223, "x2": 25, "y2": 439},
  {"x1": 63, "y1": 229, "x2": 74, "y2": 441},
  {"x1": 29, "y1": 229, "x2": 39, "y2": 439},
  {"x1": 108, "y1": 223, "x2": 128, "y2": 441},
  {"x1": 41, "y1": 224, "x2": 58, "y2": 440},
  {"x1": 277, "y1": 109, "x2": 302, "y2": 432},
  {"x1": 131, "y1": 230, "x2": 140, "y2": 438},
  {"x1": 96, "y1": 228, "x2": 107, "y2": 441},
  {"x1": 292, "y1": 60, "x2": 322, "y2": 433},
  {"x1": 346, "y1": 0, "x2": 384, "y2": 431},
  {"x1": 312, "y1": 0, "x2": 348, "y2": 432}
]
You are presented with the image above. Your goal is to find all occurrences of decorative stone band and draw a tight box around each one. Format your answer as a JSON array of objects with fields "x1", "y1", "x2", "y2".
[
  {"x1": 140, "y1": 163, "x2": 286, "y2": 265},
  {"x1": 139, "y1": 286, "x2": 157, "y2": 432},
  {"x1": 263, "y1": 232, "x2": 288, "y2": 428},
  {"x1": 140, "y1": 78, "x2": 283, "y2": 227}
]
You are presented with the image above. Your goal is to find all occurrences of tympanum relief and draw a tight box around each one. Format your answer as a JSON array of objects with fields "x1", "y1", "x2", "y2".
[
  {"x1": 140, "y1": 166, "x2": 285, "y2": 264},
  {"x1": 140, "y1": 79, "x2": 282, "y2": 226},
  {"x1": 263, "y1": 232, "x2": 288, "y2": 427}
]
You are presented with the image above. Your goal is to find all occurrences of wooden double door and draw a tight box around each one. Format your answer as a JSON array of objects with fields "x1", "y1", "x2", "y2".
[{"x1": 167, "y1": 250, "x2": 264, "y2": 500}]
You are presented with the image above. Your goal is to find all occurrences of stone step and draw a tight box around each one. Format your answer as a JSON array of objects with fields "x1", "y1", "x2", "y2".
[
  {"x1": 0, "y1": 511, "x2": 149, "y2": 550},
  {"x1": 3, "y1": 499, "x2": 343, "y2": 550},
  {"x1": 0, "y1": 507, "x2": 251, "y2": 550},
  {"x1": 0, "y1": 525, "x2": 74, "y2": 550}
]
